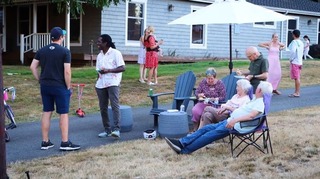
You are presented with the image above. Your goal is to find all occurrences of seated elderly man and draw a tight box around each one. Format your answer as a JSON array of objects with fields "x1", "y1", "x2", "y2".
[{"x1": 165, "y1": 81, "x2": 273, "y2": 154}]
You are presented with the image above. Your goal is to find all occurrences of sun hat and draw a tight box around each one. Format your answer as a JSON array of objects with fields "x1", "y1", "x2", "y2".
[{"x1": 50, "y1": 27, "x2": 66, "y2": 40}]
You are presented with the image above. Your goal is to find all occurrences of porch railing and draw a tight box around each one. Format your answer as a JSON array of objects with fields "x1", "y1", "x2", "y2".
[{"x1": 20, "y1": 33, "x2": 65, "y2": 64}]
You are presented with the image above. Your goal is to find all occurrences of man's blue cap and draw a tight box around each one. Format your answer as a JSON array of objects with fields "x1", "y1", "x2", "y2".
[{"x1": 50, "y1": 27, "x2": 66, "y2": 40}]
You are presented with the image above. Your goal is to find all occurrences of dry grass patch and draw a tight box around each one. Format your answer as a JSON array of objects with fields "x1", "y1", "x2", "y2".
[{"x1": 7, "y1": 106, "x2": 320, "y2": 178}]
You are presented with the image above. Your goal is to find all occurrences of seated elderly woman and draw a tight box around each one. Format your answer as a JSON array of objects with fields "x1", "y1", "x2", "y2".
[
  {"x1": 191, "y1": 67, "x2": 226, "y2": 131},
  {"x1": 165, "y1": 81, "x2": 273, "y2": 155},
  {"x1": 197, "y1": 79, "x2": 253, "y2": 129}
]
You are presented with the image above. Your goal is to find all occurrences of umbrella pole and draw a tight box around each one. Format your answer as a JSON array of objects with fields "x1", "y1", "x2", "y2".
[{"x1": 229, "y1": 24, "x2": 233, "y2": 74}]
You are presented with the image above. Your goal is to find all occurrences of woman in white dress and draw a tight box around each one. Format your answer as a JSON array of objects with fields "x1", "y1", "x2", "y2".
[
  {"x1": 138, "y1": 29, "x2": 147, "y2": 83},
  {"x1": 303, "y1": 35, "x2": 313, "y2": 60}
]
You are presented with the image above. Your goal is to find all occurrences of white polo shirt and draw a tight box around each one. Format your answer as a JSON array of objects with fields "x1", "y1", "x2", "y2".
[{"x1": 95, "y1": 48, "x2": 125, "y2": 89}]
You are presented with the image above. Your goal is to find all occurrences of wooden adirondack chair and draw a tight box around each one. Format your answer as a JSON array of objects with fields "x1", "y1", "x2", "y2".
[
  {"x1": 220, "y1": 72, "x2": 239, "y2": 103},
  {"x1": 148, "y1": 71, "x2": 196, "y2": 127}
]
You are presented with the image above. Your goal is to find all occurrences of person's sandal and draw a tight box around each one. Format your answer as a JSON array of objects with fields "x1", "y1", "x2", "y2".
[{"x1": 288, "y1": 94, "x2": 300, "y2": 98}]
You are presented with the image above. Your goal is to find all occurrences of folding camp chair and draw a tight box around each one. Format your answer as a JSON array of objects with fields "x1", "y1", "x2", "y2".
[
  {"x1": 148, "y1": 71, "x2": 196, "y2": 127},
  {"x1": 228, "y1": 93, "x2": 273, "y2": 157}
]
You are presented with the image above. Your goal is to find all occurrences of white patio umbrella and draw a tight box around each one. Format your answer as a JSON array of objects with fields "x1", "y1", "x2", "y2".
[{"x1": 168, "y1": 0, "x2": 293, "y2": 73}]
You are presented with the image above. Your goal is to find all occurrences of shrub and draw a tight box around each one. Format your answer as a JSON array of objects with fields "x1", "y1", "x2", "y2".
[{"x1": 309, "y1": 44, "x2": 320, "y2": 58}]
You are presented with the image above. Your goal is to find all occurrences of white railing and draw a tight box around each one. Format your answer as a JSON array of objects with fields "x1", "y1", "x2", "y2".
[{"x1": 20, "y1": 33, "x2": 65, "y2": 64}]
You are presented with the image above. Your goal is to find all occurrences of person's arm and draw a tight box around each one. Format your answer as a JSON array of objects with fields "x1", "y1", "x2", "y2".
[
  {"x1": 236, "y1": 69, "x2": 250, "y2": 76},
  {"x1": 195, "y1": 79, "x2": 206, "y2": 98},
  {"x1": 225, "y1": 110, "x2": 261, "y2": 128},
  {"x1": 258, "y1": 42, "x2": 270, "y2": 49},
  {"x1": 30, "y1": 59, "x2": 40, "y2": 81},
  {"x1": 100, "y1": 65, "x2": 125, "y2": 74},
  {"x1": 250, "y1": 71, "x2": 268, "y2": 81},
  {"x1": 289, "y1": 41, "x2": 297, "y2": 62},
  {"x1": 64, "y1": 63, "x2": 71, "y2": 89},
  {"x1": 279, "y1": 42, "x2": 285, "y2": 50},
  {"x1": 148, "y1": 35, "x2": 163, "y2": 50}
]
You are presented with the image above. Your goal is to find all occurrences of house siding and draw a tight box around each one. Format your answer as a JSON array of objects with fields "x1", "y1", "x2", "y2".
[
  {"x1": 2, "y1": 0, "x2": 320, "y2": 63},
  {"x1": 100, "y1": 0, "x2": 320, "y2": 60},
  {"x1": 70, "y1": 5, "x2": 101, "y2": 54}
]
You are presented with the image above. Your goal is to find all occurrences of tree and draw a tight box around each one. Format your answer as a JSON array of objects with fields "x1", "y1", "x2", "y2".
[
  {"x1": 51, "y1": 0, "x2": 127, "y2": 17},
  {"x1": 1, "y1": 0, "x2": 127, "y2": 17}
]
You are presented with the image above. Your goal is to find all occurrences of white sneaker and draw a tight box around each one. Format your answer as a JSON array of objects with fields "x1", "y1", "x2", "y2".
[
  {"x1": 148, "y1": 82, "x2": 155, "y2": 86},
  {"x1": 98, "y1": 131, "x2": 111, "y2": 138},
  {"x1": 111, "y1": 130, "x2": 120, "y2": 138}
]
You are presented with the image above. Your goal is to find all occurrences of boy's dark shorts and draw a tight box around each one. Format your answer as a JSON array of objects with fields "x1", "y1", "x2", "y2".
[{"x1": 40, "y1": 85, "x2": 71, "y2": 114}]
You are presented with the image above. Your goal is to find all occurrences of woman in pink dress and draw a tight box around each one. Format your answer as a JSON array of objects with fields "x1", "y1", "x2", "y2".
[{"x1": 259, "y1": 33, "x2": 285, "y2": 95}]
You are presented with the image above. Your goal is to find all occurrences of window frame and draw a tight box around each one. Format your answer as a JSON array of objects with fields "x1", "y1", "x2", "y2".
[
  {"x1": 125, "y1": 0, "x2": 147, "y2": 47},
  {"x1": 317, "y1": 18, "x2": 320, "y2": 44},
  {"x1": 190, "y1": 5, "x2": 207, "y2": 49},
  {"x1": 286, "y1": 16, "x2": 299, "y2": 47},
  {"x1": 253, "y1": 21, "x2": 276, "y2": 29},
  {"x1": 70, "y1": 12, "x2": 82, "y2": 46},
  {"x1": 17, "y1": 5, "x2": 31, "y2": 45}
]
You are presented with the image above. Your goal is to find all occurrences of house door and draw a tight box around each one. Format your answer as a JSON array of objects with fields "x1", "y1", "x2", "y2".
[
  {"x1": 37, "y1": 5, "x2": 48, "y2": 33},
  {"x1": 287, "y1": 18, "x2": 298, "y2": 46}
]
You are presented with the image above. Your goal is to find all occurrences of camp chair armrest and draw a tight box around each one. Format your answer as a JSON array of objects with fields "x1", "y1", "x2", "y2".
[{"x1": 239, "y1": 115, "x2": 266, "y2": 128}]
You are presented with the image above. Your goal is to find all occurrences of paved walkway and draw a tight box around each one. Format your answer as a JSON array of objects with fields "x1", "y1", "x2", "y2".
[{"x1": 5, "y1": 85, "x2": 320, "y2": 163}]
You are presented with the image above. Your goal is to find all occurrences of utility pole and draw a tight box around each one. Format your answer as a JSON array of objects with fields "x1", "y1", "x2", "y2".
[{"x1": 0, "y1": 36, "x2": 8, "y2": 178}]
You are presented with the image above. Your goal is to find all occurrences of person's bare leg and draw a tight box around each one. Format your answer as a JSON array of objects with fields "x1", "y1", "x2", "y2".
[
  {"x1": 154, "y1": 67, "x2": 158, "y2": 84},
  {"x1": 60, "y1": 113, "x2": 69, "y2": 142},
  {"x1": 147, "y1": 67, "x2": 154, "y2": 84},
  {"x1": 42, "y1": 111, "x2": 53, "y2": 142},
  {"x1": 295, "y1": 79, "x2": 300, "y2": 95},
  {"x1": 139, "y1": 64, "x2": 146, "y2": 83},
  {"x1": 143, "y1": 66, "x2": 147, "y2": 80},
  {"x1": 139, "y1": 64, "x2": 144, "y2": 81}
]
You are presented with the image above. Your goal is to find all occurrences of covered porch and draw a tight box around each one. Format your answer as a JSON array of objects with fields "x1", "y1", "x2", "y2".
[{"x1": 0, "y1": 0, "x2": 101, "y2": 66}]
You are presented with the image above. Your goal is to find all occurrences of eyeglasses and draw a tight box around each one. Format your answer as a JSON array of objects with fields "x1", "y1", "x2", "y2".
[{"x1": 246, "y1": 53, "x2": 254, "y2": 58}]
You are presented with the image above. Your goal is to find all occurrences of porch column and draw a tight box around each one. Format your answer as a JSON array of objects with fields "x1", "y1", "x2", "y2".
[
  {"x1": 65, "y1": 2, "x2": 70, "y2": 49},
  {"x1": 33, "y1": 3, "x2": 37, "y2": 53},
  {"x1": 2, "y1": 6, "x2": 6, "y2": 52},
  {"x1": 33, "y1": 3, "x2": 37, "y2": 34}
]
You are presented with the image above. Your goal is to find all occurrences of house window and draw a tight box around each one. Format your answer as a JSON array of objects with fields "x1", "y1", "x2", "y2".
[
  {"x1": 70, "y1": 12, "x2": 82, "y2": 46},
  {"x1": 191, "y1": 6, "x2": 207, "y2": 49},
  {"x1": 287, "y1": 18, "x2": 299, "y2": 46},
  {"x1": 126, "y1": 0, "x2": 146, "y2": 46},
  {"x1": 253, "y1": 21, "x2": 276, "y2": 28},
  {"x1": 17, "y1": 5, "x2": 31, "y2": 45}
]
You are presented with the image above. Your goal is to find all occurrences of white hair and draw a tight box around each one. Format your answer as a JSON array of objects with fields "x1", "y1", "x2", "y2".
[
  {"x1": 257, "y1": 81, "x2": 273, "y2": 95},
  {"x1": 236, "y1": 79, "x2": 252, "y2": 94}
]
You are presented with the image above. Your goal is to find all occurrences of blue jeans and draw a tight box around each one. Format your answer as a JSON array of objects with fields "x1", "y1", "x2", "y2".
[{"x1": 179, "y1": 120, "x2": 230, "y2": 154}]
